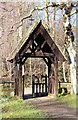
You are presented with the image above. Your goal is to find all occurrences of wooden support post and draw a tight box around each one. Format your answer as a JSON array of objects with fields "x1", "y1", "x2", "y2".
[
  {"x1": 48, "y1": 60, "x2": 51, "y2": 77},
  {"x1": 14, "y1": 62, "x2": 16, "y2": 96},
  {"x1": 22, "y1": 65, "x2": 24, "y2": 99},
  {"x1": 19, "y1": 63, "x2": 23, "y2": 97},
  {"x1": 22, "y1": 75, "x2": 24, "y2": 99},
  {"x1": 32, "y1": 75, "x2": 35, "y2": 97},
  {"x1": 52, "y1": 79, "x2": 54, "y2": 94},
  {"x1": 42, "y1": 84, "x2": 44, "y2": 93},
  {"x1": 39, "y1": 83, "x2": 41, "y2": 93},
  {"x1": 16, "y1": 65, "x2": 19, "y2": 96},
  {"x1": 51, "y1": 64, "x2": 55, "y2": 94},
  {"x1": 54, "y1": 57, "x2": 58, "y2": 96},
  {"x1": 36, "y1": 84, "x2": 38, "y2": 93},
  {"x1": 45, "y1": 75, "x2": 47, "y2": 93},
  {"x1": 14, "y1": 62, "x2": 19, "y2": 96},
  {"x1": 17, "y1": 64, "x2": 19, "y2": 96},
  {"x1": 48, "y1": 59, "x2": 51, "y2": 93},
  {"x1": 15, "y1": 78, "x2": 16, "y2": 95}
]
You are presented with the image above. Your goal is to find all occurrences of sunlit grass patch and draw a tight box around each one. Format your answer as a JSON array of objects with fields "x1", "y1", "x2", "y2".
[
  {"x1": 2, "y1": 97, "x2": 49, "y2": 118},
  {"x1": 56, "y1": 93, "x2": 77, "y2": 108}
]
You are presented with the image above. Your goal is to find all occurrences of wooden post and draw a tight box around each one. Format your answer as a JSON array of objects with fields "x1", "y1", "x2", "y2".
[
  {"x1": 45, "y1": 75, "x2": 47, "y2": 93},
  {"x1": 48, "y1": 59, "x2": 51, "y2": 93},
  {"x1": 22, "y1": 65, "x2": 24, "y2": 99},
  {"x1": 52, "y1": 75, "x2": 54, "y2": 94},
  {"x1": 22, "y1": 75, "x2": 24, "y2": 99},
  {"x1": 14, "y1": 62, "x2": 19, "y2": 96},
  {"x1": 42, "y1": 84, "x2": 44, "y2": 93},
  {"x1": 16, "y1": 65, "x2": 19, "y2": 96},
  {"x1": 54, "y1": 57, "x2": 58, "y2": 96},
  {"x1": 51, "y1": 64, "x2": 55, "y2": 94},
  {"x1": 19, "y1": 62, "x2": 23, "y2": 97},
  {"x1": 39, "y1": 83, "x2": 41, "y2": 93},
  {"x1": 48, "y1": 60, "x2": 51, "y2": 77},
  {"x1": 36, "y1": 84, "x2": 38, "y2": 93},
  {"x1": 15, "y1": 78, "x2": 16, "y2": 95},
  {"x1": 32, "y1": 75, "x2": 35, "y2": 97},
  {"x1": 48, "y1": 61, "x2": 55, "y2": 94},
  {"x1": 17, "y1": 64, "x2": 19, "y2": 96}
]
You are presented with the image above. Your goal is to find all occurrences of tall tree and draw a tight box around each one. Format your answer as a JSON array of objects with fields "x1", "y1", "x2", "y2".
[
  {"x1": 62, "y1": 2, "x2": 77, "y2": 94},
  {"x1": 44, "y1": 0, "x2": 49, "y2": 30}
]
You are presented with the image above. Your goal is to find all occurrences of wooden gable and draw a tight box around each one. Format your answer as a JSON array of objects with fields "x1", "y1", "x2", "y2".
[{"x1": 7, "y1": 20, "x2": 66, "y2": 64}]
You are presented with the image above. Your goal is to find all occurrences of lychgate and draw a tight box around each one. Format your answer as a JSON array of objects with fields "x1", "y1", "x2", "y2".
[{"x1": 7, "y1": 20, "x2": 66, "y2": 98}]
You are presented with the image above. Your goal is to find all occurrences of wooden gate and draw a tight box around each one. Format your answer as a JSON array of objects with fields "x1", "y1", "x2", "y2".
[{"x1": 32, "y1": 74, "x2": 48, "y2": 97}]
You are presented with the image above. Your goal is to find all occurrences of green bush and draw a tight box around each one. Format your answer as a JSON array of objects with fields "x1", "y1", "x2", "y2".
[{"x1": 1, "y1": 88, "x2": 14, "y2": 98}]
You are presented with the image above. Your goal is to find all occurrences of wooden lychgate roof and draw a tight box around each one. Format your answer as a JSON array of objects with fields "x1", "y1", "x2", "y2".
[{"x1": 7, "y1": 20, "x2": 66, "y2": 64}]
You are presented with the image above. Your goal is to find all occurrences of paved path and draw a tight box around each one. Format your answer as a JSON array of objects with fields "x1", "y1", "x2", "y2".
[
  {"x1": 28, "y1": 95, "x2": 76, "y2": 119},
  {"x1": 24, "y1": 88, "x2": 32, "y2": 95},
  {"x1": 24, "y1": 88, "x2": 77, "y2": 119}
]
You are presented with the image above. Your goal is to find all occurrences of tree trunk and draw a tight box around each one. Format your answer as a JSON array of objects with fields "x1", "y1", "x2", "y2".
[
  {"x1": 53, "y1": 7, "x2": 56, "y2": 40},
  {"x1": 76, "y1": 37, "x2": 78, "y2": 94},
  {"x1": 67, "y1": 43, "x2": 76, "y2": 94},
  {"x1": 63, "y1": 49, "x2": 67, "y2": 82},
  {"x1": 18, "y1": 3, "x2": 23, "y2": 40},
  {"x1": 63, "y1": 62, "x2": 67, "y2": 82},
  {"x1": 63, "y1": 3, "x2": 77, "y2": 94},
  {"x1": 44, "y1": 0, "x2": 49, "y2": 30},
  {"x1": 76, "y1": 13, "x2": 78, "y2": 94}
]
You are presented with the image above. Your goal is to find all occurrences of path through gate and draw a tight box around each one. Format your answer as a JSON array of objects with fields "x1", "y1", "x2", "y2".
[{"x1": 32, "y1": 74, "x2": 48, "y2": 97}]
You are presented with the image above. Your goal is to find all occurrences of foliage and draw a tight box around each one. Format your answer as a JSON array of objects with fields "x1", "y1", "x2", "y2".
[{"x1": 1, "y1": 88, "x2": 14, "y2": 98}]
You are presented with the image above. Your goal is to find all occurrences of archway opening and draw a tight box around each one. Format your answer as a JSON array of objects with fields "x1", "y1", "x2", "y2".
[{"x1": 23, "y1": 57, "x2": 48, "y2": 99}]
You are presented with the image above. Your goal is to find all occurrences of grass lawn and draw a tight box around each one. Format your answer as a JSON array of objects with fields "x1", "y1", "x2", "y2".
[
  {"x1": 56, "y1": 93, "x2": 77, "y2": 108},
  {"x1": 1, "y1": 97, "x2": 49, "y2": 119}
]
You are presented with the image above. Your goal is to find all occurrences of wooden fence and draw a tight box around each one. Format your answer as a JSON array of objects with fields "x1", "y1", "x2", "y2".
[
  {"x1": 0, "y1": 82, "x2": 15, "y2": 88},
  {"x1": 59, "y1": 81, "x2": 71, "y2": 93}
]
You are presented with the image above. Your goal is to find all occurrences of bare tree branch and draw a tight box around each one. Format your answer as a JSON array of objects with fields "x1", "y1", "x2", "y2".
[
  {"x1": 71, "y1": 2, "x2": 78, "y2": 7},
  {"x1": 70, "y1": 9, "x2": 78, "y2": 16},
  {"x1": 21, "y1": 4, "x2": 59, "y2": 22},
  {"x1": 11, "y1": 3, "x2": 60, "y2": 29},
  {"x1": 0, "y1": 6, "x2": 13, "y2": 12},
  {"x1": 10, "y1": 2, "x2": 78, "y2": 33}
]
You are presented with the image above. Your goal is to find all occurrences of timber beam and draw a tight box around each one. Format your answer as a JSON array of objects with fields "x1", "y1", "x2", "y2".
[
  {"x1": 54, "y1": 57, "x2": 58, "y2": 96},
  {"x1": 19, "y1": 62, "x2": 23, "y2": 97}
]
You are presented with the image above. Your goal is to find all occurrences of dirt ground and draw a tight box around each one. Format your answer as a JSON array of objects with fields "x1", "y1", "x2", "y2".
[{"x1": 27, "y1": 95, "x2": 77, "y2": 119}]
